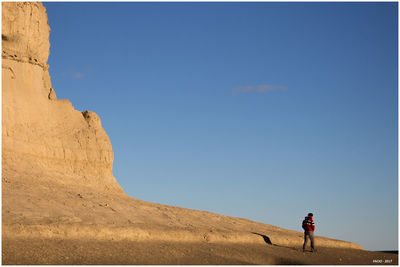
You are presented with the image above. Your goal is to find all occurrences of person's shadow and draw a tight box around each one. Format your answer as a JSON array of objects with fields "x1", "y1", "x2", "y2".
[
  {"x1": 252, "y1": 232, "x2": 272, "y2": 245},
  {"x1": 252, "y1": 232, "x2": 299, "y2": 251}
]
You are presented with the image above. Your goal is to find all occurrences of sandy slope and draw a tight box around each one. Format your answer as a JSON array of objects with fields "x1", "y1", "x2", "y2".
[
  {"x1": 2, "y1": 172, "x2": 361, "y2": 248},
  {"x1": 3, "y1": 172, "x2": 398, "y2": 265}
]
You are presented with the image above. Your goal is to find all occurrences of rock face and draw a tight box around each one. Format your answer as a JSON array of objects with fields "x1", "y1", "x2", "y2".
[
  {"x1": 2, "y1": 2, "x2": 122, "y2": 192},
  {"x1": 2, "y1": 2, "x2": 50, "y2": 67}
]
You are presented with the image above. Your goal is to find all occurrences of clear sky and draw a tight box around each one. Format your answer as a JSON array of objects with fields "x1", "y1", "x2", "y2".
[{"x1": 44, "y1": 2, "x2": 398, "y2": 251}]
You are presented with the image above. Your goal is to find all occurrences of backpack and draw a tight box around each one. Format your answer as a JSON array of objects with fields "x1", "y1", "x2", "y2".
[{"x1": 302, "y1": 218, "x2": 309, "y2": 230}]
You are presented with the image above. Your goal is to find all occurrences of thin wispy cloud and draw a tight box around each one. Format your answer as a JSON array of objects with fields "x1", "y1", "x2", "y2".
[
  {"x1": 233, "y1": 84, "x2": 288, "y2": 94},
  {"x1": 256, "y1": 85, "x2": 287, "y2": 92},
  {"x1": 60, "y1": 68, "x2": 94, "y2": 80},
  {"x1": 73, "y1": 72, "x2": 85, "y2": 79},
  {"x1": 236, "y1": 85, "x2": 253, "y2": 92}
]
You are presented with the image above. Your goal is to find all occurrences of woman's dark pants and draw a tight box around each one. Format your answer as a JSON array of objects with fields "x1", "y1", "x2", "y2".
[{"x1": 303, "y1": 231, "x2": 315, "y2": 251}]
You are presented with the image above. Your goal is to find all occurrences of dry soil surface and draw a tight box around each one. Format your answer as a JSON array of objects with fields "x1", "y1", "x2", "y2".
[
  {"x1": 4, "y1": 175, "x2": 397, "y2": 265},
  {"x1": 3, "y1": 237, "x2": 398, "y2": 265}
]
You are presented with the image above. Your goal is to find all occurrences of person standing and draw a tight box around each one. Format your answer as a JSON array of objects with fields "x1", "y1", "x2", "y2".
[{"x1": 302, "y1": 212, "x2": 316, "y2": 252}]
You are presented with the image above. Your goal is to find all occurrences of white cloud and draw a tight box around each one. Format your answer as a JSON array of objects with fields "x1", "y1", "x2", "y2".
[
  {"x1": 235, "y1": 85, "x2": 254, "y2": 92},
  {"x1": 234, "y1": 84, "x2": 288, "y2": 94},
  {"x1": 73, "y1": 72, "x2": 85, "y2": 79},
  {"x1": 256, "y1": 85, "x2": 287, "y2": 92}
]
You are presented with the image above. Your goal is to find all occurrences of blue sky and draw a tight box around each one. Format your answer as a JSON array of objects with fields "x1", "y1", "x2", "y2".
[{"x1": 44, "y1": 2, "x2": 398, "y2": 251}]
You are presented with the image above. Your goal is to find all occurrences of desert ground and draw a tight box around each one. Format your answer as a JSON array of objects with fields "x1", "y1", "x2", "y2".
[
  {"x1": 3, "y1": 238, "x2": 398, "y2": 265},
  {"x1": 2, "y1": 175, "x2": 398, "y2": 265}
]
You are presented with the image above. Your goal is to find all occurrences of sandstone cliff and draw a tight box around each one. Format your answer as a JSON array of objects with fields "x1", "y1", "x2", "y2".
[
  {"x1": 2, "y1": 2, "x2": 122, "y2": 192},
  {"x1": 2, "y1": 3, "x2": 376, "y2": 265}
]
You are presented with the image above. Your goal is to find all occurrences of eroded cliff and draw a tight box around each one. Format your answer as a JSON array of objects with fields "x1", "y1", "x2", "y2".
[{"x1": 2, "y1": 2, "x2": 122, "y2": 192}]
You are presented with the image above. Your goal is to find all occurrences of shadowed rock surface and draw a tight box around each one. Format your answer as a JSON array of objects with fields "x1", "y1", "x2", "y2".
[{"x1": 2, "y1": 2, "x2": 397, "y2": 265}]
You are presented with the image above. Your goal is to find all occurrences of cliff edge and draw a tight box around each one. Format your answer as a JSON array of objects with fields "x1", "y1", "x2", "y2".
[{"x1": 2, "y1": 2, "x2": 122, "y2": 192}]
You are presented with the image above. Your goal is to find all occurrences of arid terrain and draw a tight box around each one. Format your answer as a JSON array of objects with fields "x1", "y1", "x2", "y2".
[{"x1": 2, "y1": 2, "x2": 398, "y2": 265}]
